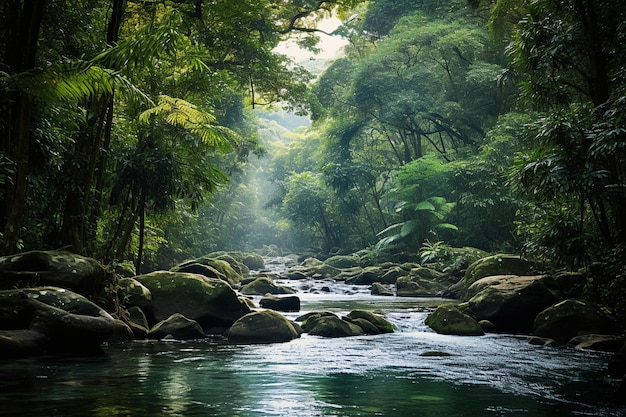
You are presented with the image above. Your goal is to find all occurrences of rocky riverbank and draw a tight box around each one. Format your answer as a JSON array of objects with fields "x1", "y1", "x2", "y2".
[{"x1": 1, "y1": 248, "x2": 624, "y2": 403}]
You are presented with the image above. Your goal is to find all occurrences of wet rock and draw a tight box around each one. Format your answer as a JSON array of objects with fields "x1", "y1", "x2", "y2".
[
  {"x1": 227, "y1": 310, "x2": 300, "y2": 344},
  {"x1": 259, "y1": 294, "x2": 301, "y2": 312},
  {"x1": 533, "y1": 299, "x2": 620, "y2": 344},
  {"x1": 467, "y1": 275, "x2": 558, "y2": 334},
  {"x1": 135, "y1": 271, "x2": 250, "y2": 331},
  {"x1": 324, "y1": 255, "x2": 361, "y2": 269},
  {"x1": 567, "y1": 334, "x2": 625, "y2": 352},
  {"x1": 345, "y1": 310, "x2": 394, "y2": 334},
  {"x1": 0, "y1": 250, "x2": 107, "y2": 297},
  {"x1": 306, "y1": 315, "x2": 365, "y2": 338},
  {"x1": 241, "y1": 253, "x2": 265, "y2": 271},
  {"x1": 108, "y1": 319, "x2": 134, "y2": 342},
  {"x1": 528, "y1": 336, "x2": 558, "y2": 346},
  {"x1": 117, "y1": 277, "x2": 152, "y2": 313},
  {"x1": 449, "y1": 254, "x2": 540, "y2": 299},
  {"x1": 478, "y1": 319, "x2": 496, "y2": 333},
  {"x1": 12, "y1": 286, "x2": 118, "y2": 351},
  {"x1": 172, "y1": 257, "x2": 243, "y2": 286},
  {"x1": 371, "y1": 282, "x2": 394, "y2": 296},
  {"x1": 149, "y1": 313, "x2": 206, "y2": 340},
  {"x1": 0, "y1": 329, "x2": 51, "y2": 357},
  {"x1": 425, "y1": 304, "x2": 484, "y2": 336},
  {"x1": 239, "y1": 276, "x2": 295, "y2": 295},
  {"x1": 396, "y1": 274, "x2": 447, "y2": 297}
]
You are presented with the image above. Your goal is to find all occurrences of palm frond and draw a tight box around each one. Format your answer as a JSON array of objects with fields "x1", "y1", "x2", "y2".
[
  {"x1": 139, "y1": 95, "x2": 240, "y2": 152},
  {"x1": 3, "y1": 60, "x2": 150, "y2": 104}
]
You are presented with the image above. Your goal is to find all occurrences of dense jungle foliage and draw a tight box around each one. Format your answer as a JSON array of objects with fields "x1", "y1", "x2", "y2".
[{"x1": 1, "y1": 0, "x2": 625, "y2": 309}]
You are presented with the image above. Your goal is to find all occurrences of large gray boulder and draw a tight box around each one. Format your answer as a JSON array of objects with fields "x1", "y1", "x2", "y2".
[
  {"x1": 533, "y1": 299, "x2": 620, "y2": 344},
  {"x1": 0, "y1": 250, "x2": 106, "y2": 297},
  {"x1": 227, "y1": 310, "x2": 301, "y2": 344},
  {"x1": 425, "y1": 304, "x2": 485, "y2": 336},
  {"x1": 134, "y1": 271, "x2": 250, "y2": 331},
  {"x1": 467, "y1": 275, "x2": 558, "y2": 333}
]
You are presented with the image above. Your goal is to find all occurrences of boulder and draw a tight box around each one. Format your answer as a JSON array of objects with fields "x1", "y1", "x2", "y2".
[
  {"x1": 239, "y1": 277, "x2": 295, "y2": 295},
  {"x1": 149, "y1": 313, "x2": 206, "y2": 340},
  {"x1": 117, "y1": 277, "x2": 152, "y2": 313},
  {"x1": 425, "y1": 305, "x2": 485, "y2": 336},
  {"x1": 533, "y1": 299, "x2": 621, "y2": 344},
  {"x1": 567, "y1": 334, "x2": 625, "y2": 352},
  {"x1": 0, "y1": 329, "x2": 51, "y2": 357},
  {"x1": 134, "y1": 271, "x2": 250, "y2": 331},
  {"x1": 396, "y1": 275, "x2": 448, "y2": 297},
  {"x1": 324, "y1": 255, "x2": 361, "y2": 269},
  {"x1": 172, "y1": 257, "x2": 243, "y2": 286},
  {"x1": 371, "y1": 282, "x2": 394, "y2": 296},
  {"x1": 227, "y1": 310, "x2": 300, "y2": 344},
  {"x1": 0, "y1": 250, "x2": 106, "y2": 297},
  {"x1": 0, "y1": 287, "x2": 118, "y2": 355},
  {"x1": 345, "y1": 266, "x2": 387, "y2": 285},
  {"x1": 259, "y1": 294, "x2": 301, "y2": 312},
  {"x1": 242, "y1": 253, "x2": 265, "y2": 271},
  {"x1": 345, "y1": 310, "x2": 394, "y2": 334},
  {"x1": 123, "y1": 310, "x2": 149, "y2": 339},
  {"x1": 467, "y1": 275, "x2": 558, "y2": 333},
  {"x1": 108, "y1": 319, "x2": 134, "y2": 342},
  {"x1": 449, "y1": 254, "x2": 539, "y2": 299},
  {"x1": 306, "y1": 314, "x2": 365, "y2": 338},
  {"x1": 296, "y1": 311, "x2": 338, "y2": 330}
]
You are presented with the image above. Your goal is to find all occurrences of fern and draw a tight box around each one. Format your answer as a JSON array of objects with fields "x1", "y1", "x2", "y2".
[{"x1": 139, "y1": 95, "x2": 240, "y2": 152}]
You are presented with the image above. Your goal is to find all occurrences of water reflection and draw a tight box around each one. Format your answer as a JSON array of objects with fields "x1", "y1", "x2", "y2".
[{"x1": 0, "y1": 296, "x2": 624, "y2": 416}]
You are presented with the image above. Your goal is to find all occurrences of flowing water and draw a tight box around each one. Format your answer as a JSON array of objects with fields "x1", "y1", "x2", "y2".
[{"x1": 1, "y1": 257, "x2": 624, "y2": 416}]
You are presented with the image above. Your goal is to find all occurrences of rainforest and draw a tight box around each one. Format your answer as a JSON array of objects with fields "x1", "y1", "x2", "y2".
[{"x1": 1, "y1": 0, "x2": 625, "y2": 415}]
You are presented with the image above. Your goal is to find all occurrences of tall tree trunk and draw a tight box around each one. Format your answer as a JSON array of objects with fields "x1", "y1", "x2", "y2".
[
  {"x1": 0, "y1": 0, "x2": 47, "y2": 254},
  {"x1": 59, "y1": 0, "x2": 126, "y2": 254},
  {"x1": 135, "y1": 187, "x2": 146, "y2": 274}
]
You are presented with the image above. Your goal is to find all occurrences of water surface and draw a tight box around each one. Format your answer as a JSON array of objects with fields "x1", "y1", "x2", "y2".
[{"x1": 1, "y1": 264, "x2": 624, "y2": 416}]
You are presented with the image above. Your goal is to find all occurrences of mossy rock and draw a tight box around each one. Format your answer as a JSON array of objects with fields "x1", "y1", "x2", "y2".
[
  {"x1": 346, "y1": 310, "x2": 394, "y2": 333},
  {"x1": 117, "y1": 277, "x2": 152, "y2": 313},
  {"x1": 173, "y1": 258, "x2": 243, "y2": 286},
  {"x1": 242, "y1": 253, "x2": 265, "y2": 270},
  {"x1": 451, "y1": 254, "x2": 540, "y2": 300},
  {"x1": 227, "y1": 310, "x2": 300, "y2": 344},
  {"x1": 324, "y1": 255, "x2": 361, "y2": 269},
  {"x1": 135, "y1": 271, "x2": 249, "y2": 329},
  {"x1": 425, "y1": 304, "x2": 485, "y2": 336},
  {"x1": 239, "y1": 277, "x2": 295, "y2": 295}
]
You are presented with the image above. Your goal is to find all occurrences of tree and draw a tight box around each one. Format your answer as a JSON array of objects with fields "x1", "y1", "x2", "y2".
[{"x1": 506, "y1": 0, "x2": 626, "y2": 265}]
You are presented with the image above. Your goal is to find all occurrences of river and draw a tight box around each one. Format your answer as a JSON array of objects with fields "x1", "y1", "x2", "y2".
[{"x1": 0, "y1": 257, "x2": 624, "y2": 416}]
